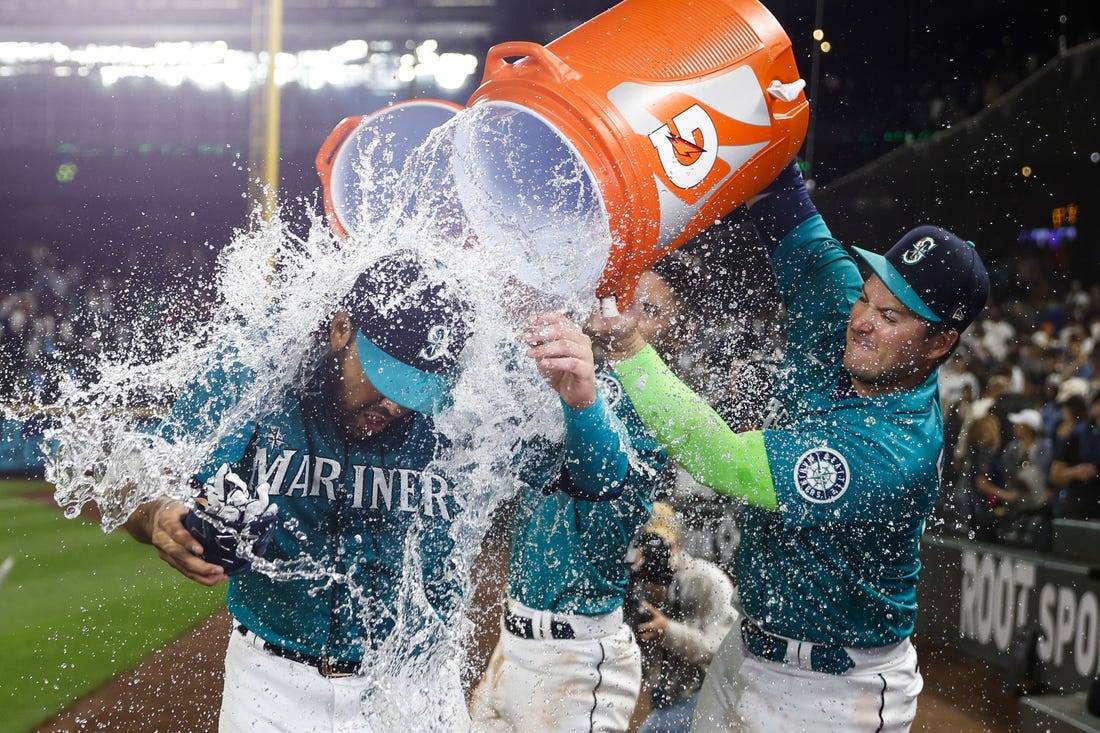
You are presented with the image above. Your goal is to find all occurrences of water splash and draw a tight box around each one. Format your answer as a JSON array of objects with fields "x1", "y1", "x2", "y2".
[{"x1": 41, "y1": 102, "x2": 617, "y2": 727}]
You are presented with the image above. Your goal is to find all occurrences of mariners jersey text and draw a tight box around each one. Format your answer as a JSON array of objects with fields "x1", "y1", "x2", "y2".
[{"x1": 249, "y1": 447, "x2": 453, "y2": 519}]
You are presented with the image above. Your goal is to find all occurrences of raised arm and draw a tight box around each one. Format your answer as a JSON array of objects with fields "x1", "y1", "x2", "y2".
[
  {"x1": 521, "y1": 310, "x2": 649, "y2": 499},
  {"x1": 745, "y1": 160, "x2": 819, "y2": 252}
]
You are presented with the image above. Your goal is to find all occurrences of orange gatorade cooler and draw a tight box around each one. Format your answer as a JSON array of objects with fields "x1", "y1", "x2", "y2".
[
  {"x1": 462, "y1": 0, "x2": 809, "y2": 303},
  {"x1": 315, "y1": 99, "x2": 462, "y2": 241}
]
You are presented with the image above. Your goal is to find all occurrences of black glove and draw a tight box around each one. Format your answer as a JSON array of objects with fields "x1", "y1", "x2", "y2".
[
  {"x1": 184, "y1": 468, "x2": 278, "y2": 576},
  {"x1": 747, "y1": 159, "x2": 817, "y2": 250}
]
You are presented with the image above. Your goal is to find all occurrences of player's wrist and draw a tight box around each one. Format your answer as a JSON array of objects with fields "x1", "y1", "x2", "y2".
[
  {"x1": 603, "y1": 329, "x2": 647, "y2": 364},
  {"x1": 124, "y1": 495, "x2": 170, "y2": 542}
]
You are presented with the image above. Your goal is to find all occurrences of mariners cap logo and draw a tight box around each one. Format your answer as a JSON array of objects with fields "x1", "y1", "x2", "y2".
[
  {"x1": 344, "y1": 250, "x2": 472, "y2": 414},
  {"x1": 852, "y1": 224, "x2": 990, "y2": 334},
  {"x1": 793, "y1": 447, "x2": 850, "y2": 504},
  {"x1": 901, "y1": 236, "x2": 937, "y2": 265},
  {"x1": 418, "y1": 324, "x2": 453, "y2": 362}
]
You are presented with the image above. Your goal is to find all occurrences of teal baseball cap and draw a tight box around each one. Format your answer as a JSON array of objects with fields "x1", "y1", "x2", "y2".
[
  {"x1": 852, "y1": 225, "x2": 990, "y2": 333},
  {"x1": 342, "y1": 251, "x2": 471, "y2": 414}
]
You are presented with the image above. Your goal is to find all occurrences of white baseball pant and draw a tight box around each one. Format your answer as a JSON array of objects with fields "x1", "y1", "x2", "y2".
[
  {"x1": 220, "y1": 621, "x2": 471, "y2": 732},
  {"x1": 690, "y1": 623, "x2": 922, "y2": 733},
  {"x1": 469, "y1": 598, "x2": 641, "y2": 733}
]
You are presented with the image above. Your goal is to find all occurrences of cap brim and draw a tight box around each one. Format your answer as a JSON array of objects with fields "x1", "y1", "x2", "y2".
[
  {"x1": 852, "y1": 246, "x2": 941, "y2": 323},
  {"x1": 355, "y1": 331, "x2": 452, "y2": 414}
]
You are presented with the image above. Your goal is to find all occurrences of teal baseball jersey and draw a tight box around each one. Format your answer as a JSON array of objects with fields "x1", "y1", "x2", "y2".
[
  {"x1": 159, "y1": 356, "x2": 642, "y2": 661},
  {"x1": 507, "y1": 370, "x2": 668, "y2": 617},
  {"x1": 746, "y1": 214, "x2": 943, "y2": 647},
  {"x1": 616, "y1": 213, "x2": 944, "y2": 648}
]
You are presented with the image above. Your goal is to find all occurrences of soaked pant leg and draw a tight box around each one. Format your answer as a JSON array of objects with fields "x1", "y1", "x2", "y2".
[
  {"x1": 470, "y1": 621, "x2": 641, "y2": 733},
  {"x1": 690, "y1": 630, "x2": 922, "y2": 733}
]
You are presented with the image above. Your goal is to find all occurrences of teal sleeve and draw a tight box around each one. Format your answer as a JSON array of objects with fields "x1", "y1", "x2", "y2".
[
  {"x1": 614, "y1": 345, "x2": 778, "y2": 511},
  {"x1": 559, "y1": 392, "x2": 630, "y2": 499},
  {"x1": 770, "y1": 215, "x2": 860, "y2": 359},
  {"x1": 153, "y1": 348, "x2": 258, "y2": 483}
]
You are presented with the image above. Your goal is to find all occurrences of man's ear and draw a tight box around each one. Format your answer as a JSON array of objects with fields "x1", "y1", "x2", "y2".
[
  {"x1": 330, "y1": 311, "x2": 354, "y2": 352},
  {"x1": 927, "y1": 328, "x2": 959, "y2": 363}
]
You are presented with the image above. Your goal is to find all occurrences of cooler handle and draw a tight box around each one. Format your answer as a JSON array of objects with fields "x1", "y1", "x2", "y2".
[
  {"x1": 481, "y1": 41, "x2": 576, "y2": 85},
  {"x1": 315, "y1": 115, "x2": 363, "y2": 193}
]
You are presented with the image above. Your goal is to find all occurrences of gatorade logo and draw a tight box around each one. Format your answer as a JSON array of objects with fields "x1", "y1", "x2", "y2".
[
  {"x1": 609, "y1": 66, "x2": 772, "y2": 206},
  {"x1": 668, "y1": 133, "x2": 705, "y2": 165},
  {"x1": 648, "y1": 105, "x2": 719, "y2": 189}
]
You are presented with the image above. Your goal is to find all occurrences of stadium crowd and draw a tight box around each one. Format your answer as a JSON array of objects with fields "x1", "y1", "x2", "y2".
[
  {"x1": 0, "y1": 241, "x2": 212, "y2": 405},
  {"x1": 938, "y1": 273, "x2": 1100, "y2": 547}
]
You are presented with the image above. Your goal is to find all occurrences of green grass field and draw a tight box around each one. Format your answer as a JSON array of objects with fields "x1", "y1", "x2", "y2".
[{"x1": 0, "y1": 478, "x2": 225, "y2": 733}]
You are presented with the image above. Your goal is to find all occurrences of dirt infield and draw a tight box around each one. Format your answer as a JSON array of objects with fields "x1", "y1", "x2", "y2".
[
  {"x1": 33, "y1": 609, "x2": 229, "y2": 733},
  {"x1": 33, "y1": 610, "x2": 1019, "y2": 733}
]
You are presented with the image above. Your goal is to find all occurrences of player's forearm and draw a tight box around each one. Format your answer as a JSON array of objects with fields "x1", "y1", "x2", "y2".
[
  {"x1": 614, "y1": 346, "x2": 778, "y2": 510},
  {"x1": 560, "y1": 393, "x2": 630, "y2": 499}
]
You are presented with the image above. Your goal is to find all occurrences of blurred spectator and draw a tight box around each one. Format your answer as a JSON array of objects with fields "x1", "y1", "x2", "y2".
[
  {"x1": 998, "y1": 408, "x2": 1054, "y2": 549},
  {"x1": 1048, "y1": 393, "x2": 1100, "y2": 520},
  {"x1": 952, "y1": 374, "x2": 1011, "y2": 475},
  {"x1": 1004, "y1": 409, "x2": 1053, "y2": 509},
  {"x1": 940, "y1": 350, "x2": 980, "y2": 407},
  {"x1": 940, "y1": 392, "x2": 970, "y2": 512},
  {"x1": 1039, "y1": 375, "x2": 1066, "y2": 438},
  {"x1": 630, "y1": 503, "x2": 738, "y2": 733},
  {"x1": 1056, "y1": 376, "x2": 1091, "y2": 405},
  {"x1": 1016, "y1": 334, "x2": 1051, "y2": 387},
  {"x1": 965, "y1": 413, "x2": 1020, "y2": 537},
  {"x1": 1056, "y1": 328, "x2": 1095, "y2": 382},
  {"x1": 975, "y1": 308, "x2": 1016, "y2": 366}
]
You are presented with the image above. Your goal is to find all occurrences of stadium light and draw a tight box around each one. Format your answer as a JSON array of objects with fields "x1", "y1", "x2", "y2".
[{"x1": 0, "y1": 38, "x2": 478, "y2": 93}]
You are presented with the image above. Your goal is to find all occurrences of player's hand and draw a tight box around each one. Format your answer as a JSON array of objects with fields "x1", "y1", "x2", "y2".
[
  {"x1": 144, "y1": 497, "x2": 232, "y2": 586},
  {"x1": 522, "y1": 312, "x2": 598, "y2": 410},
  {"x1": 635, "y1": 600, "x2": 670, "y2": 642},
  {"x1": 585, "y1": 299, "x2": 647, "y2": 363},
  {"x1": 184, "y1": 468, "x2": 278, "y2": 577}
]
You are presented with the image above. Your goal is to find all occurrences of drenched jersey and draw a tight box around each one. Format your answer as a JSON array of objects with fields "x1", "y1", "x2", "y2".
[
  {"x1": 161, "y1": 361, "x2": 639, "y2": 662},
  {"x1": 749, "y1": 215, "x2": 942, "y2": 647},
  {"x1": 617, "y1": 214, "x2": 944, "y2": 648},
  {"x1": 507, "y1": 371, "x2": 668, "y2": 616}
]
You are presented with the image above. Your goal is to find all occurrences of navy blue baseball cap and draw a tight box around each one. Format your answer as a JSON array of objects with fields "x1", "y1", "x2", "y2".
[
  {"x1": 342, "y1": 251, "x2": 472, "y2": 414},
  {"x1": 852, "y1": 225, "x2": 990, "y2": 333}
]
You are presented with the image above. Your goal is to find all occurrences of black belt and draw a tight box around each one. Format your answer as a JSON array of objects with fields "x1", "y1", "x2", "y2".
[
  {"x1": 236, "y1": 623, "x2": 360, "y2": 678},
  {"x1": 505, "y1": 613, "x2": 576, "y2": 640},
  {"x1": 739, "y1": 618, "x2": 854, "y2": 676}
]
